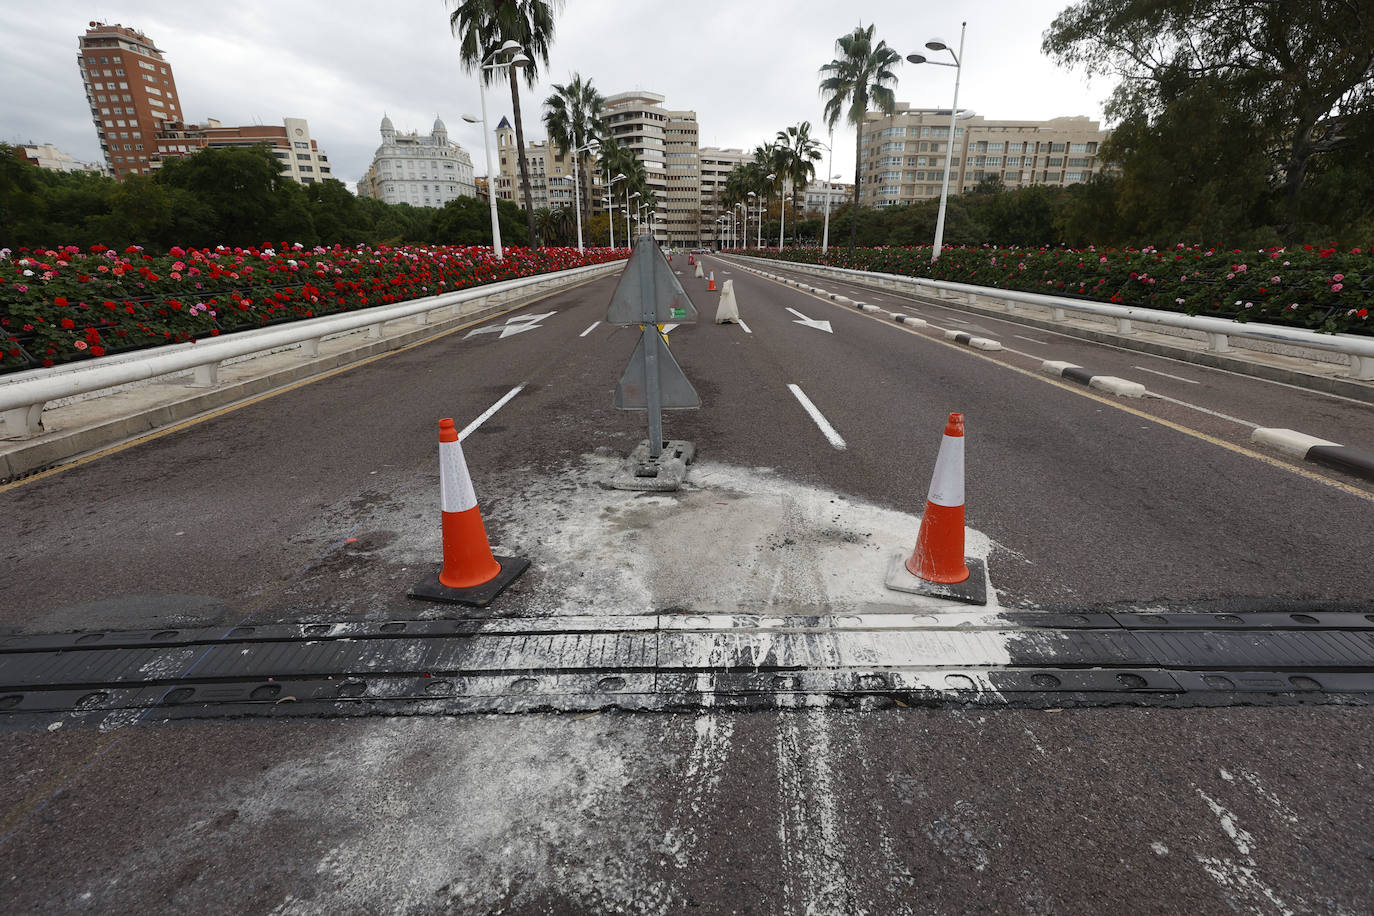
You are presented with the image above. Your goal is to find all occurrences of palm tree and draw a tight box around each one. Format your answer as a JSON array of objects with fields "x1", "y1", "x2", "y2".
[
  {"x1": 775, "y1": 122, "x2": 823, "y2": 244},
  {"x1": 819, "y1": 23, "x2": 902, "y2": 251},
  {"x1": 542, "y1": 74, "x2": 606, "y2": 233},
  {"x1": 448, "y1": 0, "x2": 561, "y2": 248}
]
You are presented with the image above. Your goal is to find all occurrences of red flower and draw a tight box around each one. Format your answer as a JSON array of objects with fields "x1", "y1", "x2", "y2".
[
  {"x1": 90, "y1": 345, "x2": 106, "y2": 357},
  {"x1": 54, "y1": 297, "x2": 69, "y2": 307},
  {"x1": 60, "y1": 318, "x2": 75, "y2": 329}
]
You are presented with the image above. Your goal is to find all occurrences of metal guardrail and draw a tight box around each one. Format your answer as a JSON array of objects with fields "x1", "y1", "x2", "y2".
[
  {"x1": 0, "y1": 260, "x2": 624, "y2": 439},
  {"x1": 729, "y1": 254, "x2": 1374, "y2": 380}
]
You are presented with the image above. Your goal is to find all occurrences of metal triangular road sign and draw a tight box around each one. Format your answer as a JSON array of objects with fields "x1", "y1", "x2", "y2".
[
  {"x1": 785, "y1": 307, "x2": 833, "y2": 334},
  {"x1": 614, "y1": 330, "x2": 700, "y2": 410},
  {"x1": 606, "y1": 235, "x2": 698, "y2": 325}
]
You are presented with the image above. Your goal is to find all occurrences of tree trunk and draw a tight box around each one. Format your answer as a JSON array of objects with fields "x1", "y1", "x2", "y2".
[
  {"x1": 851, "y1": 111, "x2": 864, "y2": 252},
  {"x1": 508, "y1": 67, "x2": 537, "y2": 247}
]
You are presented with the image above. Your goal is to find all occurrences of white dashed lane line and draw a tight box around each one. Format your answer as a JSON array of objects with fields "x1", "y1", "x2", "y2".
[
  {"x1": 738, "y1": 319, "x2": 753, "y2": 334},
  {"x1": 579, "y1": 321, "x2": 601, "y2": 338},
  {"x1": 1134, "y1": 365, "x2": 1201, "y2": 384},
  {"x1": 787, "y1": 384, "x2": 847, "y2": 450},
  {"x1": 459, "y1": 384, "x2": 526, "y2": 440},
  {"x1": 1014, "y1": 335, "x2": 1045, "y2": 345}
]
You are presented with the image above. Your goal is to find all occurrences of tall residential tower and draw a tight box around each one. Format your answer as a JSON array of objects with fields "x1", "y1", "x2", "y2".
[{"x1": 77, "y1": 21, "x2": 184, "y2": 179}]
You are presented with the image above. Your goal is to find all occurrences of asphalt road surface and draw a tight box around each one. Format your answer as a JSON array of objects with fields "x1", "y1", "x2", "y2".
[{"x1": 3, "y1": 250, "x2": 1372, "y2": 914}]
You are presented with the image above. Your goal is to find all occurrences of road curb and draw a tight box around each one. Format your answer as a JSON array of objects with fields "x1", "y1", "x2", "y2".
[
  {"x1": 1252, "y1": 428, "x2": 1374, "y2": 482},
  {"x1": 942, "y1": 329, "x2": 1003, "y2": 351},
  {"x1": 1039, "y1": 361, "x2": 1148, "y2": 397}
]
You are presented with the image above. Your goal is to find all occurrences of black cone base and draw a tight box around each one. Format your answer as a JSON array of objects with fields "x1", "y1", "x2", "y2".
[
  {"x1": 884, "y1": 555, "x2": 988, "y2": 606},
  {"x1": 408, "y1": 556, "x2": 530, "y2": 608}
]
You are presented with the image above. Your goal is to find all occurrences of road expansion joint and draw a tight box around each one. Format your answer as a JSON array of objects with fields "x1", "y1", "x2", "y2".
[{"x1": 3, "y1": 606, "x2": 1372, "y2": 726}]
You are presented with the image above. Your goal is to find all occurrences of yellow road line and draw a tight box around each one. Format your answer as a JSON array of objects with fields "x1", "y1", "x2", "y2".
[
  {"x1": 744, "y1": 266, "x2": 1374, "y2": 504},
  {"x1": 0, "y1": 274, "x2": 612, "y2": 494}
]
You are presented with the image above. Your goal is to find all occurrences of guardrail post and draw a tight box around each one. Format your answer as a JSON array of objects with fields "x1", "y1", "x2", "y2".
[
  {"x1": 1052, "y1": 307, "x2": 1066, "y2": 321},
  {"x1": 367, "y1": 322, "x2": 385, "y2": 339},
  {"x1": 966, "y1": 291, "x2": 977, "y2": 304},
  {"x1": 299, "y1": 338, "x2": 320, "y2": 358},
  {"x1": 191, "y1": 362, "x2": 220, "y2": 387},
  {"x1": 2, "y1": 404, "x2": 43, "y2": 439},
  {"x1": 1116, "y1": 318, "x2": 1134, "y2": 334},
  {"x1": 1206, "y1": 332, "x2": 1231, "y2": 352},
  {"x1": 1350, "y1": 354, "x2": 1374, "y2": 380}
]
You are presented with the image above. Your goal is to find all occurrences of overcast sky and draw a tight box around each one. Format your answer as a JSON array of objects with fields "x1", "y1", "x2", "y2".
[{"x1": 1, "y1": 1, "x2": 1111, "y2": 190}]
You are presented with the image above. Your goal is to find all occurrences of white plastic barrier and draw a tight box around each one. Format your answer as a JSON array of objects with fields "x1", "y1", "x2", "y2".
[
  {"x1": 0, "y1": 259, "x2": 624, "y2": 438},
  {"x1": 729, "y1": 255, "x2": 1374, "y2": 380}
]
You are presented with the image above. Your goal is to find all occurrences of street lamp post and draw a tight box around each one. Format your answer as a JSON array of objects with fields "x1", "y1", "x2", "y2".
[
  {"x1": 628, "y1": 190, "x2": 640, "y2": 240},
  {"x1": 605, "y1": 171, "x2": 625, "y2": 248},
  {"x1": 462, "y1": 40, "x2": 529, "y2": 259},
  {"x1": 908, "y1": 21, "x2": 966, "y2": 262},
  {"x1": 820, "y1": 127, "x2": 837, "y2": 254}
]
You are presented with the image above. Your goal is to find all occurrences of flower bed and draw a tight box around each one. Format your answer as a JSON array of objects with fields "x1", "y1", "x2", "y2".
[
  {"x1": 0, "y1": 243, "x2": 628, "y2": 374},
  {"x1": 742, "y1": 244, "x2": 1370, "y2": 336}
]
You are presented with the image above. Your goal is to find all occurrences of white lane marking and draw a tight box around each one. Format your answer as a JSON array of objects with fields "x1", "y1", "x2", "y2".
[
  {"x1": 458, "y1": 384, "x2": 526, "y2": 441},
  {"x1": 943, "y1": 316, "x2": 971, "y2": 326},
  {"x1": 464, "y1": 312, "x2": 555, "y2": 340},
  {"x1": 788, "y1": 384, "x2": 846, "y2": 450},
  {"x1": 579, "y1": 321, "x2": 601, "y2": 337},
  {"x1": 738, "y1": 319, "x2": 753, "y2": 334},
  {"x1": 1013, "y1": 335, "x2": 1045, "y2": 345},
  {"x1": 1134, "y1": 365, "x2": 1201, "y2": 384},
  {"x1": 661, "y1": 323, "x2": 679, "y2": 335},
  {"x1": 785, "y1": 307, "x2": 834, "y2": 334},
  {"x1": 1153, "y1": 395, "x2": 1259, "y2": 429}
]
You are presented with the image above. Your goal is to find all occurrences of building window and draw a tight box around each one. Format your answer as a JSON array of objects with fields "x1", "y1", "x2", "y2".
[
  {"x1": 1048, "y1": 157, "x2": 1064, "y2": 167},
  {"x1": 293, "y1": 141, "x2": 309, "y2": 149}
]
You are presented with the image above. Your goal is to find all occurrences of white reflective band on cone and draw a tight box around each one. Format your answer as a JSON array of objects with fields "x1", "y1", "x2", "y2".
[
  {"x1": 926, "y1": 435, "x2": 965, "y2": 507},
  {"x1": 439, "y1": 439, "x2": 478, "y2": 513}
]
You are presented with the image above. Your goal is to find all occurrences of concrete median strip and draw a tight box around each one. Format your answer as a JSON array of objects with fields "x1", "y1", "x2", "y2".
[
  {"x1": 1251, "y1": 428, "x2": 1374, "y2": 481},
  {"x1": 942, "y1": 329, "x2": 1003, "y2": 352},
  {"x1": 1039, "y1": 360, "x2": 1148, "y2": 397}
]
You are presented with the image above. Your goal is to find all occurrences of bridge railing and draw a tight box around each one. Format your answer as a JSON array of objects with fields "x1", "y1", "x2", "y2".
[
  {"x1": 0, "y1": 259, "x2": 624, "y2": 439},
  {"x1": 727, "y1": 254, "x2": 1374, "y2": 381}
]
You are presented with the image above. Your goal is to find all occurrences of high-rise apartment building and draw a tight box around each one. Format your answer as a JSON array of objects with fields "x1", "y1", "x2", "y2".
[
  {"x1": 152, "y1": 117, "x2": 332, "y2": 184},
  {"x1": 20, "y1": 144, "x2": 106, "y2": 175},
  {"x1": 602, "y1": 91, "x2": 670, "y2": 241},
  {"x1": 859, "y1": 103, "x2": 1111, "y2": 207},
  {"x1": 698, "y1": 146, "x2": 750, "y2": 246},
  {"x1": 357, "y1": 115, "x2": 476, "y2": 205},
  {"x1": 77, "y1": 21, "x2": 185, "y2": 179},
  {"x1": 661, "y1": 109, "x2": 702, "y2": 247}
]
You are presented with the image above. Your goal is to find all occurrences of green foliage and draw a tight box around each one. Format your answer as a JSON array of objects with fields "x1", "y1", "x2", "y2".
[
  {"x1": 0, "y1": 145, "x2": 525, "y2": 253},
  {"x1": 748, "y1": 243, "x2": 1371, "y2": 336},
  {"x1": 1043, "y1": 0, "x2": 1374, "y2": 243}
]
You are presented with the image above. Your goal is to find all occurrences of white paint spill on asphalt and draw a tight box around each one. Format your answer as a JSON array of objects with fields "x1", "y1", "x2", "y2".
[
  {"x1": 776, "y1": 711, "x2": 865, "y2": 916},
  {"x1": 260, "y1": 718, "x2": 679, "y2": 915},
  {"x1": 362, "y1": 456, "x2": 1003, "y2": 620},
  {"x1": 1194, "y1": 787, "x2": 1297, "y2": 916}
]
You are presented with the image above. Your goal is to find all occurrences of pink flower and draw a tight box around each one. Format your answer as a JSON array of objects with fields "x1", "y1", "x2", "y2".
[
  {"x1": 74, "y1": 340, "x2": 88, "y2": 350},
  {"x1": 1331, "y1": 283, "x2": 1343, "y2": 292},
  {"x1": 1333, "y1": 274, "x2": 1344, "y2": 282}
]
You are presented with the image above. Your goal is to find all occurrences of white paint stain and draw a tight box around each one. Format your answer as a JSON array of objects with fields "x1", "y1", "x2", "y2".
[
  {"x1": 1194, "y1": 788, "x2": 1295, "y2": 916},
  {"x1": 776, "y1": 711, "x2": 865, "y2": 916}
]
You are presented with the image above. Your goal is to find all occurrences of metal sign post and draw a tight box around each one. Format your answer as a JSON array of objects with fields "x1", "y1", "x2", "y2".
[{"x1": 605, "y1": 234, "x2": 700, "y2": 490}]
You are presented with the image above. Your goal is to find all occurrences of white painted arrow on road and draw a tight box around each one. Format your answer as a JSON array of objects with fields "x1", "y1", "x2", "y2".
[
  {"x1": 785, "y1": 307, "x2": 833, "y2": 334},
  {"x1": 464, "y1": 311, "x2": 555, "y2": 340}
]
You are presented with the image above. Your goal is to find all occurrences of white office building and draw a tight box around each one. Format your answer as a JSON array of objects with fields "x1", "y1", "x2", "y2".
[{"x1": 357, "y1": 115, "x2": 477, "y2": 207}]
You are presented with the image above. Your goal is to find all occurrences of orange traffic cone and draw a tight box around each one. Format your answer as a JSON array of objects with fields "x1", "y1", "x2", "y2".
[
  {"x1": 884, "y1": 412, "x2": 987, "y2": 605},
  {"x1": 409, "y1": 418, "x2": 529, "y2": 606},
  {"x1": 708, "y1": 270, "x2": 716, "y2": 291}
]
